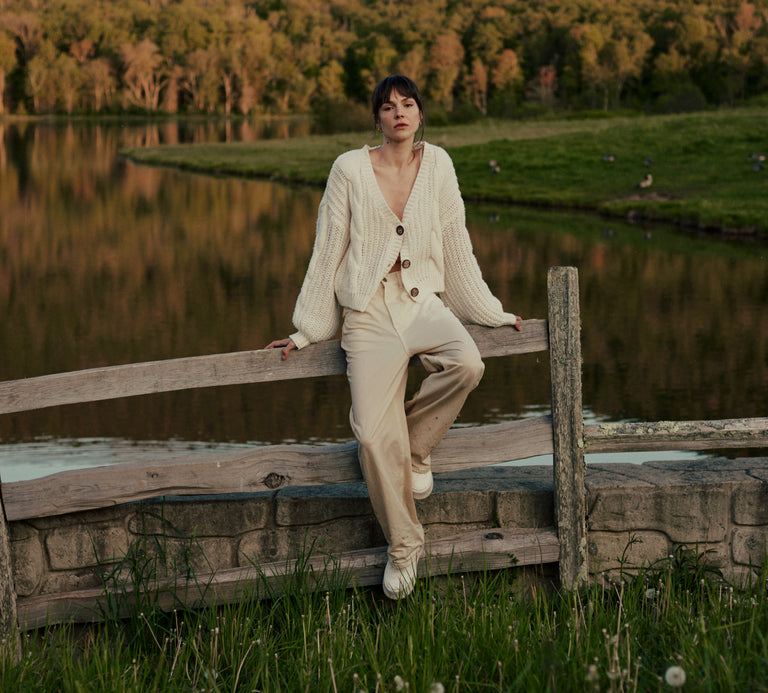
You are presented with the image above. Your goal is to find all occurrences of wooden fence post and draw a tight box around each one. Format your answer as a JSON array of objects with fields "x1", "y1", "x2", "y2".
[
  {"x1": 547, "y1": 267, "x2": 588, "y2": 589},
  {"x1": 0, "y1": 482, "x2": 21, "y2": 664}
]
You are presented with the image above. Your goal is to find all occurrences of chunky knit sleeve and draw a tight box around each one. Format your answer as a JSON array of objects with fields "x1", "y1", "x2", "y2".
[
  {"x1": 436, "y1": 149, "x2": 518, "y2": 327},
  {"x1": 289, "y1": 160, "x2": 351, "y2": 349}
]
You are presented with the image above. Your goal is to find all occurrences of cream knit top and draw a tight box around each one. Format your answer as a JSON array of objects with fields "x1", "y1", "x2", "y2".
[{"x1": 289, "y1": 142, "x2": 518, "y2": 349}]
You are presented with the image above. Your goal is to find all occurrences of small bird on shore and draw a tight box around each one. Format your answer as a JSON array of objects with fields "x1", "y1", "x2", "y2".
[{"x1": 638, "y1": 173, "x2": 653, "y2": 189}]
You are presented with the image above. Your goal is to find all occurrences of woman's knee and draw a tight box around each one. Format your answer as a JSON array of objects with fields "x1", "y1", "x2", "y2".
[{"x1": 455, "y1": 344, "x2": 485, "y2": 388}]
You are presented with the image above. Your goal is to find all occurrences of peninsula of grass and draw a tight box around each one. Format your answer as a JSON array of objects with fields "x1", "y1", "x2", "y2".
[{"x1": 121, "y1": 106, "x2": 768, "y2": 237}]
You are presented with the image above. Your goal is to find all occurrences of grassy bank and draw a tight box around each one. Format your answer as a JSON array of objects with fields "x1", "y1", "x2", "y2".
[
  {"x1": 3, "y1": 550, "x2": 768, "y2": 692},
  {"x1": 121, "y1": 107, "x2": 768, "y2": 236}
]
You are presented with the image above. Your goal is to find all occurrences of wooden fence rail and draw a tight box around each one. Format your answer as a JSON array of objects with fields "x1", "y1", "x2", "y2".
[
  {"x1": 1, "y1": 266, "x2": 766, "y2": 649},
  {"x1": 0, "y1": 324, "x2": 548, "y2": 415}
]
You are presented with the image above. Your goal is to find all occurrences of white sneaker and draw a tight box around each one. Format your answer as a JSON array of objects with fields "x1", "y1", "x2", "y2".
[
  {"x1": 412, "y1": 455, "x2": 433, "y2": 500},
  {"x1": 382, "y1": 553, "x2": 421, "y2": 600}
]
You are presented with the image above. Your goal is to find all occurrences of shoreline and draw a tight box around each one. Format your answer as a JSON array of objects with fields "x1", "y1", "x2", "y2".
[{"x1": 119, "y1": 152, "x2": 767, "y2": 242}]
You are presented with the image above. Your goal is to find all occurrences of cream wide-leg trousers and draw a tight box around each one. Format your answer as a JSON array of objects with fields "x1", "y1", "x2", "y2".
[{"x1": 341, "y1": 271, "x2": 485, "y2": 567}]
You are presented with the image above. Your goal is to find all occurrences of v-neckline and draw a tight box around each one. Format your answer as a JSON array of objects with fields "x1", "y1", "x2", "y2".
[{"x1": 365, "y1": 143, "x2": 426, "y2": 222}]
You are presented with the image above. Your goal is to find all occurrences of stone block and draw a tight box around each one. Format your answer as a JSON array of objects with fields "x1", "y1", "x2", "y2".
[
  {"x1": 729, "y1": 565, "x2": 762, "y2": 590},
  {"x1": 238, "y1": 516, "x2": 382, "y2": 567},
  {"x1": 39, "y1": 568, "x2": 104, "y2": 597},
  {"x1": 128, "y1": 496, "x2": 272, "y2": 537},
  {"x1": 588, "y1": 531, "x2": 670, "y2": 573},
  {"x1": 135, "y1": 535, "x2": 237, "y2": 576},
  {"x1": 587, "y1": 484, "x2": 728, "y2": 543},
  {"x1": 732, "y1": 482, "x2": 768, "y2": 525},
  {"x1": 10, "y1": 534, "x2": 45, "y2": 596},
  {"x1": 439, "y1": 466, "x2": 553, "y2": 489},
  {"x1": 497, "y1": 488, "x2": 554, "y2": 528},
  {"x1": 45, "y1": 525, "x2": 130, "y2": 571},
  {"x1": 29, "y1": 504, "x2": 130, "y2": 531},
  {"x1": 731, "y1": 527, "x2": 768, "y2": 567},
  {"x1": 417, "y1": 490, "x2": 493, "y2": 525},
  {"x1": 9, "y1": 522, "x2": 37, "y2": 541},
  {"x1": 275, "y1": 483, "x2": 372, "y2": 526}
]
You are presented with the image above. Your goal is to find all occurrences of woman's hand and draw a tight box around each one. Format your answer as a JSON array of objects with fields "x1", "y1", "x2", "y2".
[{"x1": 265, "y1": 338, "x2": 297, "y2": 360}]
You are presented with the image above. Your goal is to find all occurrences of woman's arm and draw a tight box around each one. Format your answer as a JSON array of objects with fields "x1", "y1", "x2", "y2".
[
  {"x1": 267, "y1": 161, "x2": 351, "y2": 357},
  {"x1": 437, "y1": 150, "x2": 521, "y2": 328}
]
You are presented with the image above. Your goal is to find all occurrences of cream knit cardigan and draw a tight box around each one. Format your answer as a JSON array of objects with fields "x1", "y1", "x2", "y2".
[{"x1": 289, "y1": 142, "x2": 518, "y2": 349}]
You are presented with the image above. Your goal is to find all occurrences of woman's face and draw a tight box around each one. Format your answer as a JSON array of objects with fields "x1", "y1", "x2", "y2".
[{"x1": 377, "y1": 89, "x2": 422, "y2": 143}]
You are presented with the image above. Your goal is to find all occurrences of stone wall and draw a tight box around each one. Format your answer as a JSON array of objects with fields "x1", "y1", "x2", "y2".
[{"x1": 7, "y1": 457, "x2": 768, "y2": 602}]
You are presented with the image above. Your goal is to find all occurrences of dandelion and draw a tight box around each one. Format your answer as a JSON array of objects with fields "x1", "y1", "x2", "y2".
[
  {"x1": 429, "y1": 683, "x2": 445, "y2": 693},
  {"x1": 664, "y1": 665, "x2": 686, "y2": 688},
  {"x1": 645, "y1": 588, "x2": 657, "y2": 599},
  {"x1": 394, "y1": 675, "x2": 406, "y2": 691},
  {"x1": 585, "y1": 664, "x2": 599, "y2": 682}
]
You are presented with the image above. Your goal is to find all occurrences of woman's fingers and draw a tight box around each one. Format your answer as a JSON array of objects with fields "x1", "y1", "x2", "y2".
[{"x1": 265, "y1": 338, "x2": 296, "y2": 360}]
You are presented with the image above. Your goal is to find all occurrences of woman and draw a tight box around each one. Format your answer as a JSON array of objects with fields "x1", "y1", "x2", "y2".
[{"x1": 267, "y1": 75, "x2": 522, "y2": 599}]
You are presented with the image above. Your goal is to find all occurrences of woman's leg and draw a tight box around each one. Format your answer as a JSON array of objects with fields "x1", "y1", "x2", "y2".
[
  {"x1": 342, "y1": 281, "x2": 425, "y2": 568},
  {"x1": 402, "y1": 296, "x2": 485, "y2": 475},
  {"x1": 341, "y1": 274, "x2": 484, "y2": 574}
]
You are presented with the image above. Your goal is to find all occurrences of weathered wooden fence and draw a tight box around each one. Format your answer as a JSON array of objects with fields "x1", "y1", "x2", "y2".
[{"x1": 1, "y1": 266, "x2": 766, "y2": 661}]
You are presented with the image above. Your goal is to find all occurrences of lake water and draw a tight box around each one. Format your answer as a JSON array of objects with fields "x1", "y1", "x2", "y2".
[{"x1": 1, "y1": 120, "x2": 766, "y2": 481}]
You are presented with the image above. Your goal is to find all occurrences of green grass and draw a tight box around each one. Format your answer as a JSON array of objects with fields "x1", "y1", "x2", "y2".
[
  {"x1": 121, "y1": 107, "x2": 768, "y2": 235},
  {"x1": 3, "y1": 547, "x2": 768, "y2": 692}
]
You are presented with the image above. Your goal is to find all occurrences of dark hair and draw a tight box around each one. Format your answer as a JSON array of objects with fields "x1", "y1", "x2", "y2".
[{"x1": 371, "y1": 75, "x2": 425, "y2": 134}]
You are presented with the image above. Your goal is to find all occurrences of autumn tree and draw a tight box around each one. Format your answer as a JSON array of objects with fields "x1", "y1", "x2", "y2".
[
  {"x1": 52, "y1": 51, "x2": 80, "y2": 113},
  {"x1": 120, "y1": 39, "x2": 165, "y2": 112},
  {"x1": 81, "y1": 57, "x2": 115, "y2": 112},
  {"x1": 26, "y1": 39, "x2": 56, "y2": 112},
  {"x1": 716, "y1": 1, "x2": 766, "y2": 102},
  {"x1": 465, "y1": 57, "x2": 488, "y2": 114},
  {"x1": 0, "y1": 31, "x2": 16, "y2": 114},
  {"x1": 2, "y1": 0, "x2": 768, "y2": 116},
  {"x1": 429, "y1": 30, "x2": 464, "y2": 110}
]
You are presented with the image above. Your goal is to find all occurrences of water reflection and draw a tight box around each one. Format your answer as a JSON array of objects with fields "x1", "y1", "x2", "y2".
[{"x1": 1, "y1": 121, "x2": 766, "y2": 481}]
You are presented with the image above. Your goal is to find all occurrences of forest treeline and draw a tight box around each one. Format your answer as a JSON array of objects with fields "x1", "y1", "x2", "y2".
[{"x1": 1, "y1": 0, "x2": 767, "y2": 120}]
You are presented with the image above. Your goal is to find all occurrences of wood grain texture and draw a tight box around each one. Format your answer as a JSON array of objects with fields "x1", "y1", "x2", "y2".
[
  {"x1": 15, "y1": 527, "x2": 559, "y2": 629},
  {"x1": 0, "y1": 321, "x2": 548, "y2": 415},
  {"x1": 2, "y1": 416, "x2": 554, "y2": 521},
  {"x1": 547, "y1": 267, "x2": 588, "y2": 590},
  {"x1": 0, "y1": 492, "x2": 21, "y2": 660},
  {"x1": 584, "y1": 418, "x2": 768, "y2": 452}
]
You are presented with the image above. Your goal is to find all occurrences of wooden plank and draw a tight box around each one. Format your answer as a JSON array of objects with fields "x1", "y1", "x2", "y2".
[
  {"x1": 2, "y1": 416, "x2": 554, "y2": 521},
  {"x1": 584, "y1": 417, "x2": 768, "y2": 453},
  {"x1": 0, "y1": 485, "x2": 21, "y2": 661},
  {"x1": 16, "y1": 526, "x2": 559, "y2": 629},
  {"x1": 547, "y1": 267, "x2": 588, "y2": 590},
  {"x1": 0, "y1": 321, "x2": 548, "y2": 415}
]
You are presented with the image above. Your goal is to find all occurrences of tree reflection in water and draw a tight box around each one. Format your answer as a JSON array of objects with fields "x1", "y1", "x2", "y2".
[{"x1": 0, "y1": 121, "x2": 766, "y2": 479}]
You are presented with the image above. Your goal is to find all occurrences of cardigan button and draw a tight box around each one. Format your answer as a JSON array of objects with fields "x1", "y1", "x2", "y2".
[
  {"x1": 410, "y1": 287, "x2": 419, "y2": 297},
  {"x1": 396, "y1": 225, "x2": 404, "y2": 235},
  {"x1": 401, "y1": 259, "x2": 411, "y2": 269}
]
